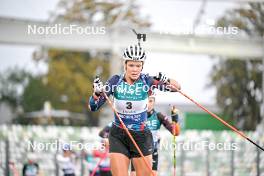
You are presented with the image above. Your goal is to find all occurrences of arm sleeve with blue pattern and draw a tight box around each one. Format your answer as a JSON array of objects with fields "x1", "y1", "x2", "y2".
[{"x1": 89, "y1": 75, "x2": 120, "y2": 111}]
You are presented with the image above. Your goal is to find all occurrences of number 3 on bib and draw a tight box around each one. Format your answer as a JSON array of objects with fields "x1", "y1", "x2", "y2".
[{"x1": 126, "y1": 102, "x2": 132, "y2": 109}]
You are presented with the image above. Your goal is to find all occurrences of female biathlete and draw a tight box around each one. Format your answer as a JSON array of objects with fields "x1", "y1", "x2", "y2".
[{"x1": 89, "y1": 44, "x2": 181, "y2": 176}]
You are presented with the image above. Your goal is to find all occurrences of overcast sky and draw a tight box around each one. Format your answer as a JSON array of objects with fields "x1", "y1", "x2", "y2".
[{"x1": 0, "y1": 0, "x2": 238, "y2": 105}]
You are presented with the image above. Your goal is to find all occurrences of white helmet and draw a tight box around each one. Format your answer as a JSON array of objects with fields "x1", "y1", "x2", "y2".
[{"x1": 123, "y1": 45, "x2": 146, "y2": 62}]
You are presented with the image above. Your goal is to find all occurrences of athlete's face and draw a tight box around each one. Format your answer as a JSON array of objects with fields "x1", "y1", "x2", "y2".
[
  {"x1": 148, "y1": 97, "x2": 155, "y2": 112},
  {"x1": 125, "y1": 61, "x2": 143, "y2": 81}
]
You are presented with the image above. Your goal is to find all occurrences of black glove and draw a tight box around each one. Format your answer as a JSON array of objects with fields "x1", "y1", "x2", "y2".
[{"x1": 154, "y1": 72, "x2": 170, "y2": 83}]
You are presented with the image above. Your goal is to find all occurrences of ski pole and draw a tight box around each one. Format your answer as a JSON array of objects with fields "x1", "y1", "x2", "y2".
[{"x1": 173, "y1": 87, "x2": 264, "y2": 151}]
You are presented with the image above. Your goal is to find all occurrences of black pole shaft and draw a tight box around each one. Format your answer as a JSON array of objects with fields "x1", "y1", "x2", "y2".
[
  {"x1": 246, "y1": 137, "x2": 264, "y2": 152},
  {"x1": 5, "y1": 139, "x2": 9, "y2": 176}
]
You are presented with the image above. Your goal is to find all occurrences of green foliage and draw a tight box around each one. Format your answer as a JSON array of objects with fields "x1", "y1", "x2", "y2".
[
  {"x1": 16, "y1": 50, "x2": 109, "y2": 126},
  {"x1": 0, "y1": 67, "x2": 31, "y2": 107},
  {"x1": 46, "y1": 49, "x2": 110, "y2": 113},
  {"x1": 21, "y1": 77, "x2": 56, "y2": 112},
  {"x1": 210, "y1": 3, "x2": 264, "y2": 130}
]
